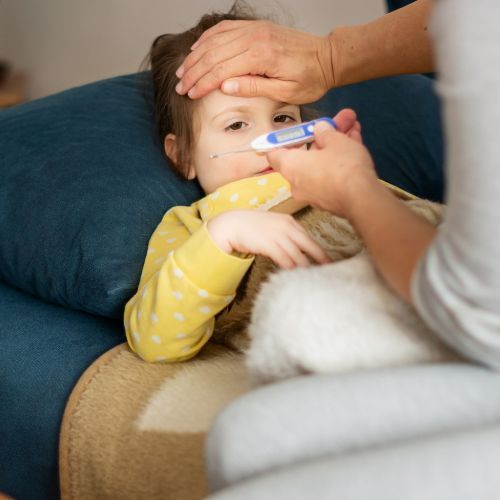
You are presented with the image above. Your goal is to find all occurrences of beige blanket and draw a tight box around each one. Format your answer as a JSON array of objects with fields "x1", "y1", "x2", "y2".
[{"x1": 59, "y1": 343, "x2": 249, "y2": 500}]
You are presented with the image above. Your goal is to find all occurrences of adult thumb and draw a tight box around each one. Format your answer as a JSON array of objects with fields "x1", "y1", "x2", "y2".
[
  {"x1": 313, "y1": 120, "x2": 336, "y2": 149},
  {"x1": 222, "y1": 76, "x2": 287, "y2": 100}
]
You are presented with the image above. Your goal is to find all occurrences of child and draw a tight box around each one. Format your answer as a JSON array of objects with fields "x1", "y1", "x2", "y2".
[{"x1": 124, "y1": 4, "x2": 355, "y2": 363}]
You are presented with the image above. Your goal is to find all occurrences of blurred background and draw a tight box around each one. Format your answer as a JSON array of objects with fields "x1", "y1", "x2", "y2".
[{"x1": 0, "y1": 0, "x2": 384, "y2": 105}]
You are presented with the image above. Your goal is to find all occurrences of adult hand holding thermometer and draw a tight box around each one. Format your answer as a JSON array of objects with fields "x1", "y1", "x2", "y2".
[{"x1": 210, "y1": 117, "x2": 336, "y2": 159}]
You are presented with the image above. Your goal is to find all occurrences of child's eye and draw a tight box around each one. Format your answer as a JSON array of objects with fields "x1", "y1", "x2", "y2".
[
  {"x1": 274, "y1": 114, "x2": 296, "y2": 124},
  {"x1": 225, "y1": 121, "x2": 247, "y2": 131}
]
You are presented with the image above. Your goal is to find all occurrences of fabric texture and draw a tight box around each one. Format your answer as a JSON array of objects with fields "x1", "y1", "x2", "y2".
[
  {"x1": 205, "y1": 363, "x2": 500, "y2": 493},
  {"x1": 124, "y1": 173, "x2": 289, "y2": 362},
  {"x1": 0, "y1": 280, "x2": 123, "y2": 500},
  {"x1": 247, "y1": 246, "x2": 457, "y2": 384},
  {"x1": 0, "y1": 73, "x2": 203, "y2": 319},
  {"x1": 208, "y1": 422, "x2": 500, "y2": 500},
  {"x1": 386, "y1": 0, "x2": 415, "y2": 11},
  {"x1": 412, "y1": 0, "x2": 500, "y2": 367},
  {"x1": 59, "y1": 342, "x2": 249, "y2": 500}
]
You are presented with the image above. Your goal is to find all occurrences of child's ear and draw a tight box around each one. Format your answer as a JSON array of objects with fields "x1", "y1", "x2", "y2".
[
  {"x1": 164, "y1": 133, "x2": 196, "y2": 180},
  {"x1": 164, "y1": 133, "x2": 178, "y2": 164}
]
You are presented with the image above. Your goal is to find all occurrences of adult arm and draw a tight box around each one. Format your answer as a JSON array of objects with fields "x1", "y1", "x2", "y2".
[
  {"x1": 266, "y1": 122, "x2": 435, "y2": 303},
  {"x1": 331, "y1": 0, "x2": 433, "y2": 86},
  {"x1": 268, "y1": 0, "x2": 500, "y2": 368},
  {"x1": 176, "y1": 0, "x2": 433, "y2": 102}
]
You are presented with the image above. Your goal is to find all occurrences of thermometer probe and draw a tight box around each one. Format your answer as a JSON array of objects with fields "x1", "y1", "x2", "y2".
[{"x1": 209, "y1": 117, "x2": 336, "y2": 159}]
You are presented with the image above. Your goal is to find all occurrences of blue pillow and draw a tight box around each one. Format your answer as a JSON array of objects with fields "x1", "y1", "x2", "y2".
[{"x1": 0, "y1": 74, "x2": 203, "y2": 318}]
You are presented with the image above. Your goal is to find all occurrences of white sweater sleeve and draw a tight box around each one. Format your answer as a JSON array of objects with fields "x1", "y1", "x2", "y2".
[{"x1": 411, "y1": 0, "x2": 500, "y2": 368}]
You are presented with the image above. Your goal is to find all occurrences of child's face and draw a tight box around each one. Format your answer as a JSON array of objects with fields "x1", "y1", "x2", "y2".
[{"x1": 167, "y1": 91, "x2": 301, "y2": 193}]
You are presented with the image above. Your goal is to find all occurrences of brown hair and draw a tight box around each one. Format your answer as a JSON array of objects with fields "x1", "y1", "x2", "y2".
[{"x1": 148, "y1": 2, "x2": 261, "y2": 178}]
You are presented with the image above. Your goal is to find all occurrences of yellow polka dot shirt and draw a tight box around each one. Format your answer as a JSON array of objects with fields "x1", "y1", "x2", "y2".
[{"x1": 124, "y1": 172, "x2": 291, "y2": 363}]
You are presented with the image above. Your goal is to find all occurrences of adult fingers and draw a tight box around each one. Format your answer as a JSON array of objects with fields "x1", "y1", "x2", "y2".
[
  {"x1": 190, "y1": 20, "x2": 252, "y2": 51},
  {"x1": 221, "y1": 75, "x2": 293, "y2": 101},
  {"x1": 177, "y1": 33, "x2": 252, "y2": 97},
  {"x1": 312, "y1": 120, "x2": 338, "y2": 149},
  {"x1": 267, "y1": 148, "x2": 317, "y2": 198},
  {"x1": 182, "y1": 49, "x2": 272, "y2": 99},
  {"x1": 178, "y1": 20, "x2": 275, "y2": 98},
  {"x1": 177, "y1": 27, "x2": 247, "y2": 81},
  {"x1": 349, "y1": 129, "x2": 363, "y2": 144},
  {"x1": 266, "y1": 148, "x2": 299, "y2": 177},
  {"x1": 332, "y1": 108, "x2": 357, "y2": 134},
  {"x1": 341, "y1": 115, "x2": 363, "y2": 143}
]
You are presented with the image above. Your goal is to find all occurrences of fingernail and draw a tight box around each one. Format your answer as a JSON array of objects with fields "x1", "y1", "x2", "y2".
[
  {"x1": 222, "y1": 80, "x2": 239, "y2": 94},
  {"x1": 187, "y1": 87, "x2": 196, "y2": 98},
  {"x1": 191, "y1": 41, "x2": 199, "y2": 50},
  {"x1": 314, "y1": 121, "x2": 332, "y2": 133},
  {"x1": 176, "y1": 66, "x2": 184, "y2": 78},
  {"x1": 175, "y1": 81, "x2": 183, "y2": 94}
]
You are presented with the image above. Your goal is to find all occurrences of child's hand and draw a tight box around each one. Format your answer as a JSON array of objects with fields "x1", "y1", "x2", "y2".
[{"x1": 207, "y1": 210, "x2": 331, "y2": 269}]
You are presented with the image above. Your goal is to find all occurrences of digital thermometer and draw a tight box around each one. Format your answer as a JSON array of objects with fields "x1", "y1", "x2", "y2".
[{"x1": 209, "y1": 116, "x2": 336, "y2": 159}]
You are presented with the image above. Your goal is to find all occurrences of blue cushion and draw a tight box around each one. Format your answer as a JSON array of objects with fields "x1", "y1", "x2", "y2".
[
  {"x1": 0, "y1": 280, "x2": 123, "y2": 500},
  {"x1": 0, "y1": 73, "x2": 443, "y2": 319},
  {"x1": 0, "y1": 74, "x2": 203, "y2": 318}
]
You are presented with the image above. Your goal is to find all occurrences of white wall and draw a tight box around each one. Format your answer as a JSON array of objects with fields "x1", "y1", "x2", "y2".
[{"x1": 0, "y1": 0, "x2": 384, "y2": 100}]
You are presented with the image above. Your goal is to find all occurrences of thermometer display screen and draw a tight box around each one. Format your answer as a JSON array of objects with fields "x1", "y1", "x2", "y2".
[{"x1": 275, "y1": 128, "x2": 305, "y2": 142}]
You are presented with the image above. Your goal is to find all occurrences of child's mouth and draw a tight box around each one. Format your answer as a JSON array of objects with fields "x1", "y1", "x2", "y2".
[{"x1": 258, "y1": 167, "x2": 274, "y2": 175}]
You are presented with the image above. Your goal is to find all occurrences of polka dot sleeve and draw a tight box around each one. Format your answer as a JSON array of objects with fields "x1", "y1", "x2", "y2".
[
  {"x1": 123, "y1": 172, "x2": 291, "y2": 363},
  {"x1": 124, "y1": 218, "x2": 253, "y2": 363}
]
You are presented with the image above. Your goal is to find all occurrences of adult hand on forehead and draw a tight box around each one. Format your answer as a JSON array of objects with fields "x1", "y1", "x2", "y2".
[{"x1": 175, "y1": 20, "x2": 336, "y2": 103}]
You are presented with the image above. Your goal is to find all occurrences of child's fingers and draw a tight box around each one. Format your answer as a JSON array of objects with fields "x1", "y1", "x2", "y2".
[
  {"x1": 290, "y1": 227, "x2": 332, "y2": 264},
  {"x1": 276, "y1": 238, "x2": 311, "y2": 268},
  {"x1": 265, "y1": 240, "x2": 296, "y2": 269}
]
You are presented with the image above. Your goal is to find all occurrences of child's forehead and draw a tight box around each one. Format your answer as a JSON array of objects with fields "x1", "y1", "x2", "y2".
[{"x1": 197, "y1": 90, "x2": 297, "y2": 118}]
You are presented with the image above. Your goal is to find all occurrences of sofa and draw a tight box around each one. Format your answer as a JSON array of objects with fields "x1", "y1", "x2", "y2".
[{"x1": 6, "y1": 68, "x2": 496, "y2": 500}]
